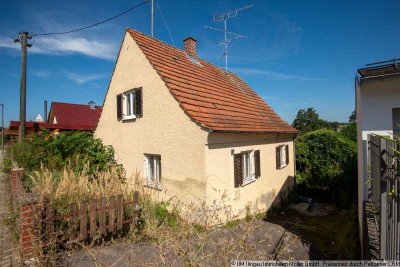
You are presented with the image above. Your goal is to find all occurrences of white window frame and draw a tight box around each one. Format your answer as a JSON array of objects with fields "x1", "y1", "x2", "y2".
[
  {"x1": 242, "y1": 150, "x2": 256, "y2": 186},
  {"x1": 123, "y1": 90, "x2": 136, "y2": 120},
  {"x1": 280, "y1": 145, "x2": 287, "y2": 169},
  {"x1": 144, "y1": 154, "x2": 161, "y2": 190}
]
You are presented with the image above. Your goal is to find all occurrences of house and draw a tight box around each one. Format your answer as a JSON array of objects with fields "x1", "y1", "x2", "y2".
[
  {"x1": 48, "y1": 101, "x2": 102, "y2": 129},
  {"x1": 6, "y1": 101, "x2": 102, "y2": 142},
  {"x1": 355, "y1": 58, "x2": 400, "y2": 259},
  {"x1": 95, "y1": 29, "x2": 298, "y2": 219}
]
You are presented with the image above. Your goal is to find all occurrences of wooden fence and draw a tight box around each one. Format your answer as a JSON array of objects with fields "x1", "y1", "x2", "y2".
[{"x1": 44, "y1": 191, "x2": 140, "y2": 243}]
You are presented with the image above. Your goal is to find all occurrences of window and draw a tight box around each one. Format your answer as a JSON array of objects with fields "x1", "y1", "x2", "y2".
[
  {"x1": 125, "y1": 91, "x2": 135, "y2": 119},
  {"x1": 234, "y1": 150, "x2": 260, "y2": 188},
  {"x1": 145, "y1": 154, "x2": 161, "y2": 189},
  {"x1": 116, "y1": 88, "x2": 142, "y2": 121},
  {"x1": 276, "y1": 144, "x2": 289, "y2": 169},
  {"x1": 242, "y1": 151, "x2": 255, "y2": 185}
]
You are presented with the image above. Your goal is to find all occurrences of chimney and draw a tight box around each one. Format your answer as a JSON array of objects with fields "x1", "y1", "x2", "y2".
[
  {"x1": 183, "y1": 37, "x2": 197, "y2": 58},
  {"x1": 88, "y1": 101, "x2": 96, "y2": 110},
  {"x1": 44, "y1": 100, "x2": 47, "y2": 122}
]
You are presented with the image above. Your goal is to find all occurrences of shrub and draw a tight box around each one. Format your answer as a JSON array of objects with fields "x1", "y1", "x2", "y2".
[
  {"x1": 295, "y1": 129, "x2": 357, "y2": 207},
  {"x1": 7, "y1": 131, "x2": 122, "y2": 176},
  {"x1": 340, "y1": 123, "x2": 357, "y2": 142}
]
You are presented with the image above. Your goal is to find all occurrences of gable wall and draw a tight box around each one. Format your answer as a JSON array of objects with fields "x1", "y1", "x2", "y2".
[{"x1": 95, "y1": 32, "x2": 208, "y2": 202}]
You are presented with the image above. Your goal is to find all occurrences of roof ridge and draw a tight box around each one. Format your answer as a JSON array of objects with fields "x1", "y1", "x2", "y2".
[
  {"x1": 127, "y1": 27, "x2": 237, "y2": 75},
  {"x1": 52, "y1": 101, "x2": 102, "y2": 108},
  {"x1": 126, "y1": 28, "x2": 297, "y2": 134}
]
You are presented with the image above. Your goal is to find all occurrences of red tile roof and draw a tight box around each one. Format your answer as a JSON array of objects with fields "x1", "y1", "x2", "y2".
[
  {"x1": 49, "y1": 102, "x2": 102, "y2": 130},
  {"x1": 127, "y1": 28, "x2": 297, "y2": 134},
  {"x1": 9, "y1": 121, "x2": 96, "y2": 131}
]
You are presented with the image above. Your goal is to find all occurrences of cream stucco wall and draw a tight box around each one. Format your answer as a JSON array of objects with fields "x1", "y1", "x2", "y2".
[
  {"x1": 96, "y1": 31, "x2": 296, "y2": 220},
  {"x1": 95, "y1": 32, "x2": 208, "y2": 204},
  {"x1": 205, "y1": 133, "x2": 295, "y2": 219}
]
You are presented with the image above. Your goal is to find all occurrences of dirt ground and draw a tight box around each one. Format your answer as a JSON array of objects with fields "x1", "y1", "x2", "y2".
[
  {"x1": 266, "y1": 203, "x2": 360, "y2": 260},
  {"x1": 63, "y1": 218, "x2": 327, "y2": 266}
]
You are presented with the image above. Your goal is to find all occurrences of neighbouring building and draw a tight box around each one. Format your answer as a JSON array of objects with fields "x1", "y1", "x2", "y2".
[
  {"x1": 356, "y1": 58, "x2": 400, "y2": 259},
  {"x1": 96, "y1": 28, "x2": 298, "y2": 220},
  {"x1": 6, "y1": 101, "x2": 102, "y2": 142}
]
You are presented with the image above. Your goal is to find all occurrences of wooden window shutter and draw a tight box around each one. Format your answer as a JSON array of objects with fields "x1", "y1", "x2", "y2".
[
  {"x1": 116, "y1": 94, "x2": 122, "y2": 121},
  {"x1": 254, "y1": 150, "x2": 261, "y2": 178},
  {"x1": 234, "y1": 154, "x2": 243, "y2": 188},
  {"x1": 276, "y1": 146, "x2": 281, "y2": 169},
  {"x1": 285, "y1": 144, "x2": 289, "y2": 165},
  {"x1": 135, "y1": 89, "x2": 143, "y2": 117}
]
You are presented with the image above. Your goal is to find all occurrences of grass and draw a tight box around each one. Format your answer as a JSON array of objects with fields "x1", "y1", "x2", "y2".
[{"x1": 266, "y1": 205, "x2": 359, "y2": 259}]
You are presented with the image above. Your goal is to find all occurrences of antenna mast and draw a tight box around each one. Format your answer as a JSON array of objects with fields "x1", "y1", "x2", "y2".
[{"x1": 205, "y1": 4, "x2": 252, "y2": 72}]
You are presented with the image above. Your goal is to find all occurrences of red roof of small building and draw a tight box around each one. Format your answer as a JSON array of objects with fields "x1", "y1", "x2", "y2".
[
  {"x1": 9, "y1": 121, "x2": 96, "y2": 131},
  {"x1": 49, "y1": 102, "x2": 102, "y2": 129},
  {"x1": 127, "y1": 29, "x2": 297, "y2": 134}
]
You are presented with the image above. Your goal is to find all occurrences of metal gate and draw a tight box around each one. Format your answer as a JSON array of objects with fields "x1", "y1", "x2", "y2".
[{"x1": 368, "y1": 135, "x2": 400, "y2": 260}]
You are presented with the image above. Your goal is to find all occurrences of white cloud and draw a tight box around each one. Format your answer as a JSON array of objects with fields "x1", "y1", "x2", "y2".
[
  {"x1": 0, "y1": 35, "x2": 117, "y2": 60},
  {"x1": 230, "y1": 67, "x2": 324, "y2": 81},
  {"x1": 65, "y1": 72, "x2": 107, "y2": 84},
  {"x1": 32, "y1": 69, "x2": 50, "y2": 77}
]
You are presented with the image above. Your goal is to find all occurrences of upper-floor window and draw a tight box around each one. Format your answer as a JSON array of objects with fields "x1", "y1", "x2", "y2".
[{"x1": 117, "y1": 88, "x2": 142, "y2": 121}]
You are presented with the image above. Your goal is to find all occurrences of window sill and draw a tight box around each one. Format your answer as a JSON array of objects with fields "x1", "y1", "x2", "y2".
[
  {"x1": 122, "y1": 115, "x2": 137, "y2": 121},
  {"x1": 144, "y1": 184, "x2": 162, "y2": 191},
  {"x1": 242, "y1": 178, "x2": 256, "y2": 187},
  {"x1": 280, "y1": 164, "x2": 287, "y2": 170}
]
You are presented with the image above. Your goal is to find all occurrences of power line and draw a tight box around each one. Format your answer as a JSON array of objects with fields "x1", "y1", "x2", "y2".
[
  {"x1": 31, "y1": 0, "x2": 149, "y2": 37},
  {"x1": 156, "y1": 0, "x2": 175, "y2": 45}
]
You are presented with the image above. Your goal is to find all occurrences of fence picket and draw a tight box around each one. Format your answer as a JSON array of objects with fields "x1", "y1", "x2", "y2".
[
  {"x1": 116, "y1": 195, "x2": 123, "y2": 230},
  {"x1": 70, "y1": 202, "x2": 78, "y2": 241},
  {"x1": 89, "y1": 199, "x2": 97, "y2": 238},
  {"x1": 64, "y1": 193, "x2": 139, "y2": 243},
  {"x1": 79, "y1": 202, "x2": 87, "y2": 240},
  {"x1": 108, "y1": 196, "x2": 115, "y2": 233},
  {"x1": 99, "y1": 197, "x2": 106, "y2": 235}
]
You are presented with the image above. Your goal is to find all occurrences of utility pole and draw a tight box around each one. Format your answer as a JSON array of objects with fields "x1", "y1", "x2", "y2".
[
  {"x1": 14, "y1": 32, "x2": 32, "y2": 142},
  {"x1": 151, "y1": 0, "x2": 154, "y2": 37}
]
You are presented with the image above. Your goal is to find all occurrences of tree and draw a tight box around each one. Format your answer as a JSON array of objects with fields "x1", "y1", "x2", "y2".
[
  {"x1": 292, "y1": 108, "x2": 324, "y2": 133},
  {"x1": 340, "y1": 123, "x2": 357, "y2": 142},
  {"x1": 349, "y1": 110, "x2": 356, "y2": 123},
  {"x1": 295, "y1": 129, "x2": 357, "y2": 207}
]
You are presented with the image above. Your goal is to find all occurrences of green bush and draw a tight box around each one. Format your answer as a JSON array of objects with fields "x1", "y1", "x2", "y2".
[
  {"x1": 7, "y1": 131, "x2": 122, "y2": 176},
  {"x1": 340, "y1": 123, "x2": 357, "y2": 142},
  {"x1": 296, "y1": 129, "x2": 357, "y2": 207}
]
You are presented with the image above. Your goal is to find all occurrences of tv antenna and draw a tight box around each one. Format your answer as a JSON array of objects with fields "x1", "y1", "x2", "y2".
[{"x1": 205, "y1": 4, "x2": 253, "y2": 72}]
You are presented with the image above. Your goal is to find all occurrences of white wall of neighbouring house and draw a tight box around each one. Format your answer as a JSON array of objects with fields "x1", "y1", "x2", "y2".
[
  {"x1": 356, "y1": 74, "x2": 400, "y2": 246},
  {"x1": 205, "y1": 132, "x2": 295, "y2": 220},
  {"x1": 95, "y1": 32, "x2": 209, "y2": 204}
]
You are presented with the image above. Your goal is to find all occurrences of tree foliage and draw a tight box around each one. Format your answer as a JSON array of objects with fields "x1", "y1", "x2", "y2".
[
  {"x1": 340, "y1": 123, "x2": 357, "y2": 142},
  {"x1": 348, "y1": 111, "x2": 356, "y2": 123},
  {"x1": 292, "y1": 108, "x2": 324, "y2": 133},
  {"x1": 295, "y1": 129, "x2": 357, "y2": 207},
  {"x1": 7, "y1": 131, "x2": 122, "y2": 175}
]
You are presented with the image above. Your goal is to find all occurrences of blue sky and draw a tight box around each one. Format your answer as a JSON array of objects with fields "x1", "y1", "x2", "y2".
[{"x1": 0, "y1": 0, "x2": 399, "y2": 126}]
